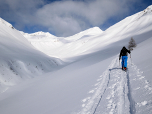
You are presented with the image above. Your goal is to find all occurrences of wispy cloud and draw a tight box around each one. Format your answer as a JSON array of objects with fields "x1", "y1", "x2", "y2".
[{"x1": 0, "y1": 0, "x2": 147, "y2": 36}]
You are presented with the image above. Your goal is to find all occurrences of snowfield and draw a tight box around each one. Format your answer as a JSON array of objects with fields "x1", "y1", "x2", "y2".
[
  {"x1": 0, "y1": 5, "x2": 152, "y2": 114},
  {"x1": 0, "y1": 17, "x2": 64, "y2": 93}
]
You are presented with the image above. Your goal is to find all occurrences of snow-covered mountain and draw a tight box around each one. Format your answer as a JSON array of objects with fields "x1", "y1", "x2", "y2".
[
  {"x1": 65, "y1": 27, "x2": 103, "y2": 41},
  {"x1": 21, "y1": 27, "x2": 103, "y2": 59},
  {"x1": 0, "y1": 17, "x2": 64, "y2": 92},
  {"x1": 0, "y1": 5, "x2": 152, "y2": 114},
  {"x1": 22, "y1": 5, "x2": 152, "y2": 60}
]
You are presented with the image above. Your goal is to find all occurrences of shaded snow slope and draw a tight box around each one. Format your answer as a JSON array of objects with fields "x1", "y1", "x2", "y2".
[
  {"x1": 1, "y1": 35, "x2": 152, "y2": 114},
  {"x1": 132, "y1": 35, "x2": 152, "y2": 83},
  {"x1": 0, "y1": 18, "x2": 64, "y2": 93}
]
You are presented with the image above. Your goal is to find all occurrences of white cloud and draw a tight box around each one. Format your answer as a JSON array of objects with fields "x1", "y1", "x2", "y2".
[
  {"x1": 33, "y1": 0, "x2": 139, "y2": 36},
  {"x1": 0, "y1": 0, "x2": 145, "y2": 36}
]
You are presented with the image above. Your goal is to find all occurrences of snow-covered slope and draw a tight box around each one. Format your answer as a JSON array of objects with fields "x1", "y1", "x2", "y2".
[
  {"x1": 20, "y1": 31, "x2": 67, "y2": 57},
  {"x1": 0, "y1": 5, "x2": 152, "y2": 114},
  {"x1": 22, "y1": 27, "x2": 103, "y2": 59},
  {"x1": 65, "y1": 27, "x2": 103, "y2": 41},
  {"x1": 0, "y1": 18, "x2": 64, "y2": 93},
  {"x1": 22, "y1": 5, "x2": 152, "y2": 60}
]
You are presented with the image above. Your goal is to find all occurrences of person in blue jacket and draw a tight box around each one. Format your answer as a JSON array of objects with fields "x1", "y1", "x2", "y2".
[{"x1": 119, "y1": 46, "x2": 131, "y2": 70}]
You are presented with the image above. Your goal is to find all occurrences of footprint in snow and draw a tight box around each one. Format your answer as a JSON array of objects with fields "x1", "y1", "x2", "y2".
[
  {"x1": 106, "y1": 95, "x2": 111, "y2": 100},
  {"x1": 108, "y1": 99, "x2": 113, "y2": 104},
  {"x1": 139, "y1": 76, "x2": 145, "y2": 80},
  {"x1": 107, "y1": 99, "x2": 114, "y2": 109},
  {"x1": 137, "y1": 101, "x2": 148, "y2": 107},
  {"x1": 144, "y1": 85, "x2": 152, "y2": 92},
  {"x1": 82, "y1": 97, "x2": 91, "y2": 103}
]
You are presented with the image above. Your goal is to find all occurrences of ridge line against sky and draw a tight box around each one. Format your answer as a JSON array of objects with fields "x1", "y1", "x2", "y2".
[{"x1": 0, "y1": 0, "x2": 152, "y2": 37}]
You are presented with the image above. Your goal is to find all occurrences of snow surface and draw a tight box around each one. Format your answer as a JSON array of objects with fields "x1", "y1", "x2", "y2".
[
  {"x1": 0, "y1": 5, "x2": 152, "y2": 114},
  {"x1": 0, "y1": 17, "x2": 64, "y2": 93}
]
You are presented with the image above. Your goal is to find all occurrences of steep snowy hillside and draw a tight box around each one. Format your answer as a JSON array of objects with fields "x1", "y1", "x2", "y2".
[
  {"x1": 0, "y1": 18, "x2": 64, "y2": 93},
  {"x1": 101, "y1": 5, "x2": 152, "y2": 41}
]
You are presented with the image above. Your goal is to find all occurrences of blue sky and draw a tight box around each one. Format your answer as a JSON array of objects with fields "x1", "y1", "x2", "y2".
[{"x1": 0, "y1": 0, "x2": 152, "y2": 37}]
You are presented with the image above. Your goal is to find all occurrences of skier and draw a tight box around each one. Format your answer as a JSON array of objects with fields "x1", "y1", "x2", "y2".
[{"x1": 119, "y1": 46, "x2": 131, "y2": 71}]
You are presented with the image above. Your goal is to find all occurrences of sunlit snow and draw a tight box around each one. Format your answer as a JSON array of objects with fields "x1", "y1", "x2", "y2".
[{"x1": 0, "y1": 5, "x2": 152, "y2": 114}]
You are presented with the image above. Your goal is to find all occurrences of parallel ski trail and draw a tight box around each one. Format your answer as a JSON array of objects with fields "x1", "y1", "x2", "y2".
[
  {"x1": 78, "y1": 58, "x2": 116, "y2": 114},
  {"x1": 78, "y1": 57, "x2": 152, "y2": 114},
  {"x1": 78, "y1": 57, "x2": 129, "y2": 114},
  {"x1": 117, "y1": 69, "x2": 126, "y2": 114},
  {"x1": 104, "y1": 59, "x2": 130, "y2": 114},
  {"x1": 126, "y1": 68, "x2": 136, "y2": 114}
]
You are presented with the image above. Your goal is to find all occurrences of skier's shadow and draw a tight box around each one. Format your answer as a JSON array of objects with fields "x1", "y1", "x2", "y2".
[{"x1": 109, "y1": 68, "x2": 121, "y2": 71}]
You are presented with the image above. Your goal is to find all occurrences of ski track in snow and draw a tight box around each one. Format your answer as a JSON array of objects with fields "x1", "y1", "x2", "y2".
[{"x1": 77, "y1": 57, "x2": 152, "y2": 114}]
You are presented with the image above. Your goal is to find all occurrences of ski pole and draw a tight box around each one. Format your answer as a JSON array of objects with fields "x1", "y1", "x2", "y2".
[
  {"x1": 119, "y1": 58, "x2": 120, "y2": 67},
  {"x1": 130, "y1": 53, "x2": 132, "y2": 65}
]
